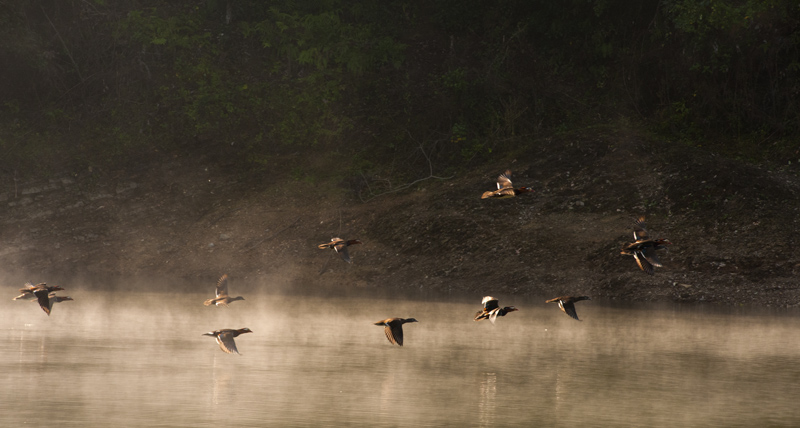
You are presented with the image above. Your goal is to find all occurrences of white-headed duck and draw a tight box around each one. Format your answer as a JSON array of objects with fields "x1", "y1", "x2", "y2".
[
  {"x1": 318, "y1": 238, "x2": 362, "y2": 263},
  {"x1": 481, "y1": 170, "x2": 533, "y2": 199},
  {"x1": 620, "y1": 217, "x2": 671, "y2": 275},
  {"x1": 474, "y1": 296, "x2": 518, "y2": 323}
]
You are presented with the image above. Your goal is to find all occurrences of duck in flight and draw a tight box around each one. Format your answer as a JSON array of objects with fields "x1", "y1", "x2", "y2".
[
  {"x1": 374, "y1": 318, "x2": 418, "y2": 346},
  {"x1": 28, "y1": 293, "x2": 74, "y2": 316},
  {"x1": 318, "y1": 238, "x2": 362, "y2": 263},
  {"x1": 546, "y1": 296, "x2": 590, "y2": 321},
  {"x1": 14, "y1": 282, "x2": 64, "y2": 300},
  {"x1": 474, "y1": 296, "x2": 518, "y2": 323},
  {"x1": 202, "y1": 328, "x2": 253, "y2": 354},
  {"x1": 203, "y1": 274, "x2": 244, "y2": 307},
  {"x1": 481, "y1": 170, "x2": 533, "y2": 199},
  {"x1": 620, "y1": 217, "x2": 671, "y2": 275},
  {"x1": 14, "y1": 283, "x2": 68, "y2": 315}
]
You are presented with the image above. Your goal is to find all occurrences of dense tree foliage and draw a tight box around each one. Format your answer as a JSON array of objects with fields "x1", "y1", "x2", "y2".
[{"x1": 1, "y1": 0, "x2": 798, "y2": 180}]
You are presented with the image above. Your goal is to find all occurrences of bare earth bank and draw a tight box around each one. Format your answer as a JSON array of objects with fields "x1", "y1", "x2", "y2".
[{"x1": 2, "y1": 131, "x2": 798, "y2": 308}]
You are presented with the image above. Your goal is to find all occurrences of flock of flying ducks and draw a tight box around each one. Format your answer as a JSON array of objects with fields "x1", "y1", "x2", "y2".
[
  {"x1": 13, "y1": 282, "x2": 72, "y2": 315},
  {"x1": 11, "y1": 170, "x2": 671, "y2": 353}
]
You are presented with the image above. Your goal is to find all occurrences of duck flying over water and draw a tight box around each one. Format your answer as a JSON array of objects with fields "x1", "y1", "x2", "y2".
[
  {"x1": 474, "y1": 296, "x2": 518, "y2": 323},
  {"x1": 203, "y1": 328, "x2": 253, "y2": 354},
  {"x1": 14, "y1": 282, "x2": 64, "y2": 300},
  {"x1": 481, "y1": 170, "x2": 533, "y2": 199},
  {"x1": 203, "y1": 274, "x2": 244, "y2": 307},
  {"x1": 546, "y1": 296, "x2": 590, "y2": 321},
  {"x1": 318, "y1": 238, "x2": 362, "y2": 263},
  {"x1": 15, "y1": 283, "x2": 67, "y2": 315},
  {"x1": 374, "y1": 318, "x2": 418, "y2": 346},
  {"x1": 620, "y1": 217, "x2": 671, "y2": 275},
  {"x1": 32, "y1": 293, "x2": 74, "y2": 316}
]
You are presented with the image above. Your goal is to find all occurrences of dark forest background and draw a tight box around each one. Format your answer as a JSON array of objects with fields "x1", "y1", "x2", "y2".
[{"x1": 1, "y1": 0, "x2": 798, "y2": 185}]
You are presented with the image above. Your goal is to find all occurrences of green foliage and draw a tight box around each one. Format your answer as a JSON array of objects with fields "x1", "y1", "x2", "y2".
[
  {"x1": 1, "y1": 0, "x2": 798, "y2": 178},
  {"x1": 654, "y1": 0, "x2": 800, "y2": 137},
  {"x1": 117, "y1": 1, "x2": 405, "y2": 156}
]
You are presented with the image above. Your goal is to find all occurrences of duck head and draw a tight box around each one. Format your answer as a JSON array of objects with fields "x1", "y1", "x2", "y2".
[{"x1": 654, "y1": 239, "x2": 672, "y2": 251}]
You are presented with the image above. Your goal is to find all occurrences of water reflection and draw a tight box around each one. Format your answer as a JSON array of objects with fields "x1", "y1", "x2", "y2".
[
  {"x1": 211, "y1": 358, "x2": 232, "y2": 406},
  {"x1": 1, "y1": 289, "x2": 800, "y2": 426},
  {"x1": 478, "y1": 372, "x2": 496, "y2": 427}
]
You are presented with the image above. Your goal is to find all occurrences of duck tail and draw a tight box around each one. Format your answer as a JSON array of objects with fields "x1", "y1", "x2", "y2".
[{"x1": 203, "y1": 298, "x2": 215, "y2": 306}]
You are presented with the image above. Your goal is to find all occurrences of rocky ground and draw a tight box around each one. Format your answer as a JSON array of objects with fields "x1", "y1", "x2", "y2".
[{"x1": 1, "y1": 128, "x2": 799, "y2": 307}]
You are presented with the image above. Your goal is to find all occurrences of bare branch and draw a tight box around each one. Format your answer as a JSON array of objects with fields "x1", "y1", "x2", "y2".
[
  {"x1": 358, "y1": 141, "x2": 454, "y2": 202},
  {"x1": 41, "y1": 7, "x2": 84, "y2": 82}
]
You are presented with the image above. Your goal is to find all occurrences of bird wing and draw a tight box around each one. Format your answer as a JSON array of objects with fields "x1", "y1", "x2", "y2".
[
  {"x1": 385, "y1": 324, "x2": 403, "y2": 346},
  {"x1": 335, "y1": 244, "x2": 352, "y2": 263},
  {"x1": 483, "y1": 298, "x2": 500, "y2": 311},
  {"x1": 497, "y1": 171, "x2": 513, "y2": 189},
  {"x1": 560, "y1": 301, "x2": 580, "y2": 321},
  {"x1": 18, "y1": 282, "x2": 41, "y2": 293},
  {"x1": 216, "y1": 331, "x2": 240, "y2": 354},
  {"x1": 215, "y1": 275, "x2": 229, "y2": 298},
  {"x1": 488, "y1": 308, "x2": 500, "y2": 324},
  {"x1": 33, "y1": 289, "x2": 52, "y2": 315},
  {"x1": 495, "y1": 188, "x2": 518, "y2": 198},
  {"x1": 318, "y1": 238, "x2": 343, "y2": 249},
  {"x1": 642, "y1": 246, "x2": 663, "y2": 267},
  {"x1": 633, "y1": 217, "x2": 650, "y2": 240},
  {"x1": 634, "y1": 251, "x2": 655, "y2": 275}
]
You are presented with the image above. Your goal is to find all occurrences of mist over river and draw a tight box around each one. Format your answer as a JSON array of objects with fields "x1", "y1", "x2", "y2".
[{"x1": 3, "y1": 286, "x2": 799, "y2": 427}]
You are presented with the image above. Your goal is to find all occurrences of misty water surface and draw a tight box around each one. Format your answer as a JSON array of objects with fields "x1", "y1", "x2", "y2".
[{"x1": 2, "y1": 286, "x2": 800, "y2": 427}]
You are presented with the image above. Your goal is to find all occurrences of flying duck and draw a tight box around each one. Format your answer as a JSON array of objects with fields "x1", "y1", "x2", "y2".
[
  {"x1": 202, "y1": 328, "x2": 253, "y2": 354},
  {"x1": 14, "y1": 282, "x2": 64, "y2": 300},
  {"x1": 28, "y1": 292, "x2": 74, "y2": 316},
  {"x1": 374, "y1": 318, "x2": 418, "y2": 346},
  {"x1": 318, "y1": 238, "x2": 362, "y2": 263},
  {"x1": 474, "y1": 296, "x2": 518, "y2": 323},
  {"x1": 481, "y1": 170, "x2": 533, "y2": 199},
  {"x1": 203, "y1": 274, "x2": 244, "y2": 307},
  {"x1": 620, "y1": 217, "x2": 671, "y2": 275},
  {"x1": 15, "y1": 283, "x2": 66, "y2": 315},
  {"x1": 546, "y1": 296, "x2": 590, "y2": 321}
]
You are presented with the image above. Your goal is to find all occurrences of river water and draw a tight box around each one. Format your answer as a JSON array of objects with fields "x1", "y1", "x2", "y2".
[{"x1": 2, "y1": 288, "x2": 799, "y2": 427}]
